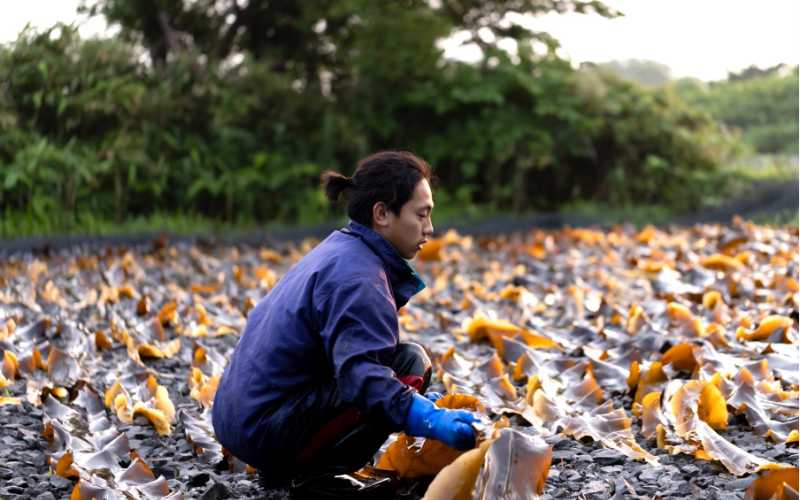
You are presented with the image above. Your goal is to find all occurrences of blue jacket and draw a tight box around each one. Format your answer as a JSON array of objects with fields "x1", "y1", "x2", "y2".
[{"x1": 212, "y1": 221, "x2": 425, "y2": 468}]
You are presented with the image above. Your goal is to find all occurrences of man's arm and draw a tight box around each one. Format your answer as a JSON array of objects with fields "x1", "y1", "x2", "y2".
[{"x1": 318, "y1": 276, "x2": 414, "y2": 429}]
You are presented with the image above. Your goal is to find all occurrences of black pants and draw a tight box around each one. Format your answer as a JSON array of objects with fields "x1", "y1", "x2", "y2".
[{"x1": 259, "y1": 342, "x2": 432, "y2": 483}]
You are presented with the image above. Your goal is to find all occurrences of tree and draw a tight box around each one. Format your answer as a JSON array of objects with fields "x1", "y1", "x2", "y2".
[
  {"x1": 727, "y1": 63, "x2": 793, "y2": 82},
  {"x1": 675, "y1": 65, "x2": 799, "y2": 154},
  {"x1": 0, "y1": 1, "x2": 735, "y2": 235},
  {"x1": 589, "y1": 59, "x2": 673, "y2": 87},
  {"x1": 79, "y1": 0, "x2": 619, "y2": 69}
]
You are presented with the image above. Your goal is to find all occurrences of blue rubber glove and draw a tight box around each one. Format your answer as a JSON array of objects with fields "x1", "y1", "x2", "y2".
[
  {"x1": 403, "y1": 393, "x2": 478, "y2": 450},
  {"x1": 425, "y1": 391, "x2": 443, "y2": 402}
]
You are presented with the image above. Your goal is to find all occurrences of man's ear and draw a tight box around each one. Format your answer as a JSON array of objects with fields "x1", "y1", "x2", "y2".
[{"x1": 372, "y1": 201, "x2": 390, "y2": 228}]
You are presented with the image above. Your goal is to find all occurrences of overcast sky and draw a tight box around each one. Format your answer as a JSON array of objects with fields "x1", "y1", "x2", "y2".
[{"x1": 2, "y1": 0, "x2": 797, "y2": 81}]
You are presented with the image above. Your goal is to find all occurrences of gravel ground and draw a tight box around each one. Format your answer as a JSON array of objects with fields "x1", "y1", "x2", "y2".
[
  {"x1": 2, "y1": 345, "x2": 795, "y2": 499},
  {"x1": 0, "y1": 181, "x2": 797, "y2": 499},
  {"x1": 3, "y1": 358, "x2": 794, "y2": 499}
]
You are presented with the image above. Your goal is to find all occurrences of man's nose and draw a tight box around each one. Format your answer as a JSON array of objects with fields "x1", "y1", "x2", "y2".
[{"x1": 424, "y1": 217, "x2": 434, "y2": 237}]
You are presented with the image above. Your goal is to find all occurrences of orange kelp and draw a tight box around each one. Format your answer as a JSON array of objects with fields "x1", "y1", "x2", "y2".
[
  {"x1": 0, "y1": 219, "x2": 797, "y2": 497},
  {"x1": 402, "y1": 219, "x2": 797, "y2": 486},
  {"x1": 422, "y1": 428, "x2": 552, "y2": 500},
  {"x1": 377, "y1": 394, "x2": 485, "y2": 477}
]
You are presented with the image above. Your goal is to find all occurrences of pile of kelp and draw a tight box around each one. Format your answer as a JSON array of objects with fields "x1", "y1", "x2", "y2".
[{"x1": 0, "y1": 218, "x2": 797, "y2": 499}]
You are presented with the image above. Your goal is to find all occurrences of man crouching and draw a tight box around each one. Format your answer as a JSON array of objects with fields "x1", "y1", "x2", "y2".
[{"x1": 212, "y1": 151, "x2": 478, "y2": 485}]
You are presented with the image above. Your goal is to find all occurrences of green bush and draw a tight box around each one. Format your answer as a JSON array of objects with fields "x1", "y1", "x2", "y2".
[
  {"x1": 673, "y1": 67, "x2": 799, "y2": 155},
  {"x1": 0, "y1": 19, "x2": 737, "y2": 236}
]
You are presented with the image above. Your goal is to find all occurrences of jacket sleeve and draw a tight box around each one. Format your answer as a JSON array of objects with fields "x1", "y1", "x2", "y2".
[{"x1": 317, "y1": 276, "x2": 414, "y2": 429}]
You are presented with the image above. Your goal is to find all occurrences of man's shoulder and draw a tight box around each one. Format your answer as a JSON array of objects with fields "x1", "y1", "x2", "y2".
[
  {"x1": 277, "y1": 231, "x2": 382, "y2": 288},
  {"x1": 315, "y1": 230, "x2": 384, "y2": 272},
  {"x1": 310, "y1": 235, "x2": 392, "y2": 299}
]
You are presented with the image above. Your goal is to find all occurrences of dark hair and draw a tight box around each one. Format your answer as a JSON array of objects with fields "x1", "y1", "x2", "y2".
[{"x1": 321, "y1": 151, "x2": 432, "y2": 227}]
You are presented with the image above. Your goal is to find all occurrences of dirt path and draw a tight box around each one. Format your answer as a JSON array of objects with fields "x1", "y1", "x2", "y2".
[
  {"x1": 676, "y1": 179, "x2": 797, "y2": 226},
  {"x1": 1, "y1": 179, "x2": 796, "y2": 255}
]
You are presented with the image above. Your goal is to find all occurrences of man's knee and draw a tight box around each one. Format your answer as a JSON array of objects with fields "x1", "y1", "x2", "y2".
[{"x1": 392, "y1": 342, "x2": 432, "y2": 393}]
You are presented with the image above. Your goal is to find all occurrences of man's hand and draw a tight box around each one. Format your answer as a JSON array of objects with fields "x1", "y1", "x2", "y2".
[
  {"x1": 424, "y1": 391, "x2": 443, "y2": 402},
  {"x1": 403, "y1": 393, "x2": 477, "y2": 450}
]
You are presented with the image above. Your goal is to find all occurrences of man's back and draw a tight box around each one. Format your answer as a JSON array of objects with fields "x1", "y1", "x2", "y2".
[{"x1": 212, "y1": 224, "x2": 404, "y2": 468}]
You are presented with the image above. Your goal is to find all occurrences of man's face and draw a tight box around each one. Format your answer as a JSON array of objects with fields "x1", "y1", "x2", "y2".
[{"x1": 375, "y1": 179, "x2": 434, "y2": 260}]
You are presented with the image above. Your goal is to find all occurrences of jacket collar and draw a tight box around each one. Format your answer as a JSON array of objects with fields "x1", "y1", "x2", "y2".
[{"x1": 339, "y1": 220, "x2": 426, "y2": 309}]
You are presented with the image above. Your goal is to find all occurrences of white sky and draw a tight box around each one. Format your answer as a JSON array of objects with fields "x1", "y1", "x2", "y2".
[
  {"x1": 2, "y1": 0, "x2": 798, "y2": 81},
  {"x1": 1, "y1": 1, "x2": 111, "y2": 43},
  {"x1": 443, "y1": 0, "x2": 800, "y2": 81}
]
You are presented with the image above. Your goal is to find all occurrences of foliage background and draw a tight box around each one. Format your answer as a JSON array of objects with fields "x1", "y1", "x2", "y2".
[{"x1": 0, "y1": 1, "x2": 795, "y2": 236}]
